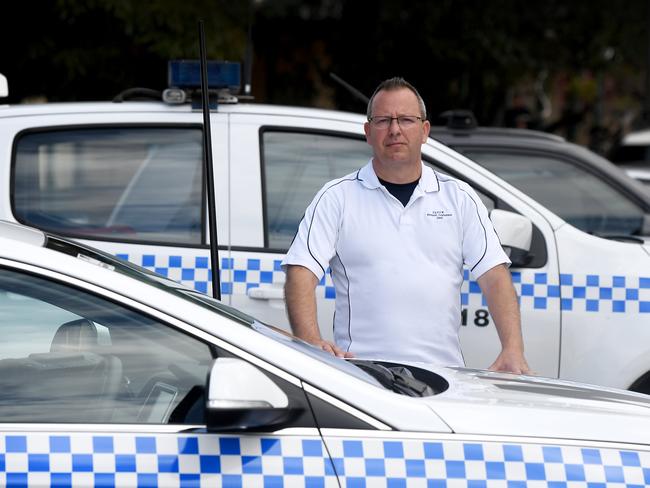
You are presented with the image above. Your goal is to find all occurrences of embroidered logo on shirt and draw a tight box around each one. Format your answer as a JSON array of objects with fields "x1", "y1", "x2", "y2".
[{"x1": 426, "y1": 210, "x2": 453, "y2": 220}]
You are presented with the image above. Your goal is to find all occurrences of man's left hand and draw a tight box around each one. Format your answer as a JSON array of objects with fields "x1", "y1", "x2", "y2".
[{"x1": 488, "y1": 349, "x2": 532, "y2": 375}]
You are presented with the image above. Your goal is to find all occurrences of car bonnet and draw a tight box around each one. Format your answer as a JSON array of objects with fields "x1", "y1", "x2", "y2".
[{"x1": 421, "y1": 366, "x2": 650, "y2": 445}]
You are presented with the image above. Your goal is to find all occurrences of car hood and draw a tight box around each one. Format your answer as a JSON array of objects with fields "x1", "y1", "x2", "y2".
[{"x1": 422, "y1": 366, "x2": 650, "y2": 445}]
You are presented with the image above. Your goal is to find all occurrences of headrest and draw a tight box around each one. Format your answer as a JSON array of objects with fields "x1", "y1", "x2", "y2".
[{"x1": 50, "y1": 318, "x2": 99, "y2": 352}]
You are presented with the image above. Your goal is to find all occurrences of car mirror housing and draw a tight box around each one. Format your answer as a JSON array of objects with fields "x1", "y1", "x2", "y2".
[
  {"x1": 490, "y1": 209, "x2": 534, "y2": 267},
  {"x1": 205, "y1": 357, "x2": 296, "y2": 431}
]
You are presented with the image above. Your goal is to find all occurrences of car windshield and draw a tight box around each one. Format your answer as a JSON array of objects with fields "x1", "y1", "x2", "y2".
[
  {"x1": 44, "y1": 234, "x2": 443, "y2": 396},
  {"x1": 463, "y1": 150, "x2": 648, "y2": 237}
]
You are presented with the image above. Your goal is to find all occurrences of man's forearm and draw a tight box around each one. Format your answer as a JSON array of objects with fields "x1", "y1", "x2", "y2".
[
  {"x1": 478, "y1": 265, "x2": 522, "y2": 348},
  {"x1": 478, "y1": 264, "x2": 530, "y2": 373},
  {"x1": 284, "y1": 265, "x2": 321, "y2": 341}
]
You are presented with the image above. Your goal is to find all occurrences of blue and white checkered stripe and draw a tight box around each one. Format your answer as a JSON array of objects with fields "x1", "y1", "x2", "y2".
[
  {"x1": 115, "y1": 251, "x2": 650, "y2": 313},
  {"x1": 2, "y1": 434, "x2": 649, "y2": 487},
  {"x1": 462, "y1": 270, "x2": 650, "y2": 313},
  {"x1": 322, "y1": 437, "x2": 650, "y2": 487},
  {"x1": 0, "y1": 433, "x2": 337, "y2": 487}
]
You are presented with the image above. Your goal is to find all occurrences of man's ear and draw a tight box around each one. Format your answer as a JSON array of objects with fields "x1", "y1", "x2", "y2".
[{"x1": 421, "y1": 120, "x2": 431, "y2": 143}]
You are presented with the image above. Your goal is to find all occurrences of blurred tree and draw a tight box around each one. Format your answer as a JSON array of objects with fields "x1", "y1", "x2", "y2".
[
  {"x1": 1, "y1": 0, "x2": 249, "y2": 103},
  {"x1": 1, "y1": 0, "x2": 647, "y2": 145}
]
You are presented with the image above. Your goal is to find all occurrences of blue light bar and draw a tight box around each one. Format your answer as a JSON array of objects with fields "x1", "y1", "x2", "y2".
[{"x1": 168, "y1": 60, "x2": 241, "y2": 92}]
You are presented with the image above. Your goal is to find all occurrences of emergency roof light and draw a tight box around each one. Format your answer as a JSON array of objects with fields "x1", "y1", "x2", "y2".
[{"x1": 168, "y1": 60, "x2": 241, "y2": 92}]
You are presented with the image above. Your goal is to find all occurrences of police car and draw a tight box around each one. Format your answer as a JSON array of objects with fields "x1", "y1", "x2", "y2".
[
  {"x1": 1, "y1": 64, "x2": 650, "y2": 395},
  {"x1": 0, "y1": 220, "x2": 649, "y2": 486}
]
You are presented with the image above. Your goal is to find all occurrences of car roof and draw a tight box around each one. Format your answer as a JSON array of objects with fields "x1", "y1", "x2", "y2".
[{"x1": 0, "y1": 100, "x2": 367, "y2": 125}]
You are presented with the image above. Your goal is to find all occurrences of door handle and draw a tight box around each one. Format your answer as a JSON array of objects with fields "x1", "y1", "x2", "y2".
[{"x1": 247, "y1": 287, "x2": 285, "y2": 300}]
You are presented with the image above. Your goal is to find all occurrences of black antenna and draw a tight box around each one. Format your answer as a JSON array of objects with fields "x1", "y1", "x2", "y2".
[
  {"x1": 329, "y1": 73, "x2": 370, "y2": 106},
  {"x1": 243, "y1": 0, "x2": 254, "y2": 96},
  {"x1": 198, "y1": 20, "x2": 222, "y2": 300}
]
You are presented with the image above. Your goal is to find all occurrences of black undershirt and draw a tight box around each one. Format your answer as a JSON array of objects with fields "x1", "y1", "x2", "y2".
[{"x1": 378, "y1": 177, "x2": 419, "y2": 207}]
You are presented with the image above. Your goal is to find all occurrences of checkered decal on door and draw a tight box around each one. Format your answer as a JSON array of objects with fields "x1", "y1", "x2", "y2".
[
  {"x1": 323, "y1": 437, "x2": 650, "y2": 487},
  {"x1": 2, "y1": 433, "x2": 649, "y2": 486},
  {"x1": 115, "y1": 252, "x2": 650, "y2": 313},
  {"x1": 0, "y1": 433, "x2": 337, "y2": 487}
]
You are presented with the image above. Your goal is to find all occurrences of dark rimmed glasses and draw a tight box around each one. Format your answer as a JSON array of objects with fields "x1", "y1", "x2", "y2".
[{"x1": 368, "y1": 115, "x2": 423, "y2": 129}]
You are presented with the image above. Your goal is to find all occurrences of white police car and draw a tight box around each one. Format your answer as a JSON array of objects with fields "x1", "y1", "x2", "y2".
[
  {"x1": 1, "y1": 64, "x2": 650, "y2": 395},
  {"x1": 0, "y1": 220, "x2": 649, "y2": 486}
]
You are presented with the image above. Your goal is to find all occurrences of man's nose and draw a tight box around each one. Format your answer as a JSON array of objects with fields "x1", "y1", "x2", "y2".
[{"x1": 388, "y1": 117, "x2": 401, "y2": 133}]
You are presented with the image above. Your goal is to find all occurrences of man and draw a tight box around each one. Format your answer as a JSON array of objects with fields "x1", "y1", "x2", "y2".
[{"x1": 282, "y1": 77, "x2": 530, "y2": 374}]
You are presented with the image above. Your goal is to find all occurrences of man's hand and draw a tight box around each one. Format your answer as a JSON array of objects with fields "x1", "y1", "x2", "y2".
[
  {"x1": 488, "y1": 348, "x2": 531, "y2": 374},
  {"x1": 478, "y1": 264, "x2": 531, "y2": 375},
  {"x1": 285, "y1": 265, "x2": 354, "y2": 359},
  {"x1": 309, "y1": 338, "x2": 355, "y2": 358}
]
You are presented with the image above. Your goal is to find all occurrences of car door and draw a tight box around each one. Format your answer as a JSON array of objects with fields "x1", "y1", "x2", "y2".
[
  {"x1": 420, "y1": 144, "x2": 562, "y2": 377},
  {"x1": 0, "y1": 263, "x2": 341, "y2": 486},
  {"x1": 453, "y1": 146, "x2": 650, "y2": 388},
  {"x1": 227, "y1": 112, "x2": 373, "y2": 339},
  {"x1": 8, "y1": 112, "x2": 230, "y2": 299}
]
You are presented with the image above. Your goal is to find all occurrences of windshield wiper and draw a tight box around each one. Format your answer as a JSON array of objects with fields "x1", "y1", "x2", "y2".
[{"x1": 350, "y1": 361, "x2": 435, "y2": 397}]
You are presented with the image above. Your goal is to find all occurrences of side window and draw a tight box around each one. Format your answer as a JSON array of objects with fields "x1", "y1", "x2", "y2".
[
  {"x1": 423, "y1": 157, "x2": 547, "y2": 267},
  {"x1": 262, "y1": 131, "x2": 372, "y2": 249},
  {"x1": 0, "y1": 268, "x2": 213, "y2": 424},
  {"x1": 461, "y1": 150, "x2": 646, "y2": 236},
  {"x1": 423, "y1": 159, "x2": 496, "y2": 211},
  {"x1": 13, "y1": 127, "x2": 204, "y2": 245}
]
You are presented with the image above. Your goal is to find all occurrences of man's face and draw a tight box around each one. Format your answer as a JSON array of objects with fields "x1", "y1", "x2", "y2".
[{"x1": 364, "y1": 88, "x2": 430, "y2": 168}]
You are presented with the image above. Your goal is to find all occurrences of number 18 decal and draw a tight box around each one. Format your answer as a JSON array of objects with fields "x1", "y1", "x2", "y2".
[{"x1": 461, "y1": 308, "x2": 490, "y2": 327}]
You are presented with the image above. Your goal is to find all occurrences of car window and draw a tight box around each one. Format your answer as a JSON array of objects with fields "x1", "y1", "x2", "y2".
[
  {"x1": 0, "y1": 268, "x2": 213, "y2": 424},
  {"x1": 422, "y1": 159, "x2": 495, "y2": 211},
  {"x1": 262, "y1": 131, "x2": 372, "y2": 249},
  {"x1": 13, "y1": 127, "x2": 204, "y2": 245},
  {"x1": 462, "y1": 150, "x2": 646, "y2": 236}
]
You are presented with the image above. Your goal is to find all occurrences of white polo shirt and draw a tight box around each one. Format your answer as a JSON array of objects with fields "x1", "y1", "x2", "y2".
[{"x1": 283, "y1": 160, "x2": 510, "y2": 366}]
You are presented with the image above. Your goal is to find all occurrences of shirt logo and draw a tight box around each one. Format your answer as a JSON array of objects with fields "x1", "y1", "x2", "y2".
[{"x1": 426, "y1": 210, "x2": 453, "y2": 220}]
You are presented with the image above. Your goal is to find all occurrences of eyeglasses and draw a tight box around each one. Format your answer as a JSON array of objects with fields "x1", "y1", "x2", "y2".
[{"x1": 368, "y1": 115, "x2": 423, "y2": 129}]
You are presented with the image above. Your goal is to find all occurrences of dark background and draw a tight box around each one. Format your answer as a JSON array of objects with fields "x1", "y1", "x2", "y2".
[{"x1": 2, "y1": 0, "x2": 649, "y2": 154}]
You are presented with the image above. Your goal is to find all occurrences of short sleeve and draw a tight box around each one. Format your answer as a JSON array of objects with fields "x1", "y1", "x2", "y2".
[
  {"x1": 459, "y1": 183, "x2": 511, "y2": 280},
  {"x1": 282, "y1": 181, "x2": 343, "y2": 281}
]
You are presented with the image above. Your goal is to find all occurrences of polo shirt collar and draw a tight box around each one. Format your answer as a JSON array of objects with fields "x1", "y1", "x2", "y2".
[{"x1": 358, "y1": 159, "x2": 440, "y2": 193}]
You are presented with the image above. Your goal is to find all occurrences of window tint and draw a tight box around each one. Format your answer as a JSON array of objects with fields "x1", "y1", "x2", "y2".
[
  {"x1": 0, "y1": 269, "x2": 213, "y2": 424},
  {"x1": 14, "y1": 128, "x2": 203, "y2": 244},
  {"x1": 463, "y1": 150, "x2": 646, "y2": 235},
  {"x1": 262, "y1": 131, "x2": 372, "y2": 249}
]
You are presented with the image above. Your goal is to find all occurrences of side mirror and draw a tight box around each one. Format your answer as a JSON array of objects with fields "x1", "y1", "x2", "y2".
[
  {"x1": 490, "y1": 209, "x2": 534, "y2": 267},
  {"x1": 206, "y1": 357, "x2": 297, "y2": 431},
  {"x1": 0, "y1": 73, "x2": 7, "y2": 98}
]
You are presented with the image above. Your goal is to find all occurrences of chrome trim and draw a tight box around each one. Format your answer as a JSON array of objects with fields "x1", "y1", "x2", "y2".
[
  {"x1": 303, "y1": 383, "x2": 391, "y2": 431},
  {"x1": 208, "y1": 399, "x2": 272, "y2": 409}
]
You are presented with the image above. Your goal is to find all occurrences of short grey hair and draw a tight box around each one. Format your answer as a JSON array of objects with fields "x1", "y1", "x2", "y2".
[{"x1": 366, "y1": 77, "x2": 427, "y2": 120}]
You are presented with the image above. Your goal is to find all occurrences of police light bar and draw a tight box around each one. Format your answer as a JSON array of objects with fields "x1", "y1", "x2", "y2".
[{"x1": 168, "y1": 60, "x2": 240, "y2": 92}]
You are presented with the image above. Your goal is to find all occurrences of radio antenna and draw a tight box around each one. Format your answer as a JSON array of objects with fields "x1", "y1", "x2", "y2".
[{"x1": 198, "y1": 20, "x2": 222, "y2": 300}]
